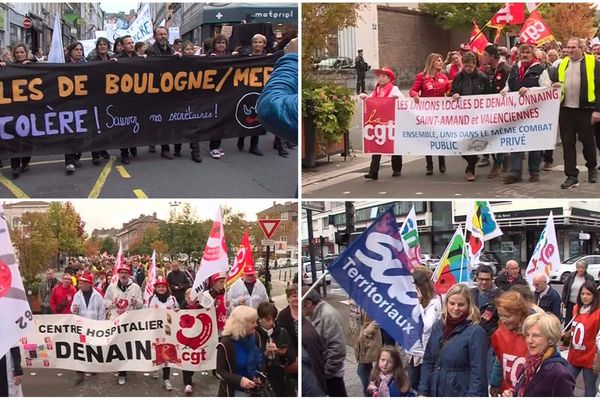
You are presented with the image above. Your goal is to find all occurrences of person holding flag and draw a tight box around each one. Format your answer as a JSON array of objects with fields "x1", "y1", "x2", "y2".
[
  {"x1": 200, "y1": 272, "x2": 227, "y2": 335},
  {"x1": 418, "y1": 283, "x2": 488, "y2": 396},
  {"x1": 227, "y1": 265, "x2": 268, "y2": 310}
]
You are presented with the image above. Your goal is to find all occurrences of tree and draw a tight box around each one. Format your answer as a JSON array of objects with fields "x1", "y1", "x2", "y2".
[
  {"x1": 302, "y1": 4, "x2": 363, "y2": 73},
  {"x1": 100, "y1": 237, "x2": 117, "y2": 254},
  {"x1": 150, "y1": 240, "x2": 169, "y2": 256},
  {"x1": 11, "y1": 212, "x2": 59, "y2": 283},
  {"x1": 47, "y1": 202, "x2": 86, "y2": 257},
  {"x1": 546, "y1": 3, "x2": 597, "y2": 43},
  {"x1": 84, "y1": 237, "x2": 102, "y2": 257},
  {"x1": 222, "y1": 206, "x2": 252, "y2": 259},
  {"x1": 420, "y1": 3, "x2": 504, "y2": 30},
  {"x1": 158, "y1": 203, "x2": 210, "y2": 260},
  {"x1": 129, "y1": 225, "x2": 160, "y2": 255}
]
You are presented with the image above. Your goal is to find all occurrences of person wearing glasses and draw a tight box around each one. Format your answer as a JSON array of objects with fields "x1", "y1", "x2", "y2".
[{"x1": 531, "y1": 273, "x2": 561, "y2": 319}]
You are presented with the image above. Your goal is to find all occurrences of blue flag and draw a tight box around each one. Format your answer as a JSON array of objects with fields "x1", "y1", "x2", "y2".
[{"x1": 328, "y1": 207, "x2": 423, "y2": 349}]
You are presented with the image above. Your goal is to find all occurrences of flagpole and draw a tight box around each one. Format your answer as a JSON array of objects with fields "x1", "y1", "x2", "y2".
[
  {"x1": 468, "y1": 18, "x2": 495, "y2": 47},
  {"x1": 301, "y1": 271, "x2": 330, "y2": 302},
  {"x1": 459, "y1": 224, "x2": 466, "y2": 284}
]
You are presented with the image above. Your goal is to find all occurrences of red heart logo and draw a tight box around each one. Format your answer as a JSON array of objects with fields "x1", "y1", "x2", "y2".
[
  {"x1": 177, "y1": 312, "x2": 213, "y2": 350},
  {"x1": 0, "y1": 261, "x2": 12, "y2": 298}
]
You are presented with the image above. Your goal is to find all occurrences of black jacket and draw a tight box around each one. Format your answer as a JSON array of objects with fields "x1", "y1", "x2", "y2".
[
  {"x1": 145, "y1": 41, "x2": 174, "y2": 57},
  {"x1": 471, "y1": 287, "x2": 500, "y2": 341},
  {"x1": 558, "y1": 56, "x2": 600, "y2": 111},
  {"x1": 0, "y1": 347, "x2": 22, "y2": 397},
  {"x1": 276, "y1": 305, "x2": 297, "y2": 351},
  {"x1": 494, "y1": 271, "x2": 528, "y2": 291},
  {"x1": 508, "y1": 62, "x2": 545, "y2": 91},
  {"x1": 534, "y1": 285, "x2": 562, "y2": 318},
  {"x1": 451, "y1": 70, "x2": 492, "y2": 96},
  {"x1": 561, "y1": 272, "x2": 595, "y2": 303},
  {"x1": 485, "y1": 60, "x2": 511, "y2": 93}
]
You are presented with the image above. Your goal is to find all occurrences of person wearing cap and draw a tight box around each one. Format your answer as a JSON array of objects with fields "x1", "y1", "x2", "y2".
[
  {"x1": 103, "y1": 263, "x2": 143, "y2": 385},
  {"x1": 410, "y1": 53, "x2": 450, "y2": 175},
  {"x1": 555, "y1": 37, "x2": 600, "y2": 189},
  {"x1": 480, "y1": 44, "x2": 511, "y2": 177},
  {"x1": 200, "y1": 272, "x2": 227, "y2": 335},
  {"x1": 302, "y1": 288, "x2": 348, "y2": 396},
  {"x1": 71, "y1": 272, "x2": 106, "y2": 384},
  {"x1": 166, "y1": 260, "x2": 191, "y2": 308},
  {"x1": 146, "y1": 277, "x2": 179, "y2": 391},
  {"x1": 359, "y1": 67, "x2": 404, "y2": 180},
  {"x1": 501, "y1": 40, "x2": 553, "y2": 184},
  {"x1": 451, "y1": 51, "x2": 493, "y2": 181},
  {"x1": 355, "y1": 49, "x2": 370, "y2": 94},
  {"x1": 226, "y1": 264, "x2": 268, "y2": 310}
]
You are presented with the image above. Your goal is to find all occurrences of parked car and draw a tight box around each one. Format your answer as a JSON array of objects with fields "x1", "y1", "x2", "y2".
[
  {"x1": 475, "y1": 250, "x2": 501, "y2": 275},
  {"x1": 302, "y1": 261, "x2": 331, "y2": 286},
  {"x1": 550, "y1": 255, "x2": 600, "y2": 283},
  {"x1": 316, "y1": 57, "x2": 354, "y2": 71}
]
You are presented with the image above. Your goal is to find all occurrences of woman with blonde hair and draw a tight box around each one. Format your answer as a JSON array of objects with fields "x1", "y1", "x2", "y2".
[
  {"x1": 215, "y1": 305, "x2": 264, "y2": 396},
  {"x1": 418, "y1": 283, "x2": 487, "y2": 396},
  {"x1": 409, "y1": 53, "x2": 450, "y2": 175}
]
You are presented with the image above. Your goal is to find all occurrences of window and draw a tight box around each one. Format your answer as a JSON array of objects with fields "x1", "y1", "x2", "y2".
[
  {"x1": 281, "y1": 212, "x2": 288, "y2": 220},
  {"x1": 280, "y1": 236, "x2": 287, "y2": 242}
]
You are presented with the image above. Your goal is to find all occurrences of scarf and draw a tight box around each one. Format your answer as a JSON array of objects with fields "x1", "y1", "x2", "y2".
[
  {"x1": 443, "y1": 312, "x2": 468, "y2": 339},
  {"x1": 518, "y1": 347, "x2": 555, "y2": 397},
  {"x1": 155, "y1": 291, "x2": 170, "y2": 303},
  {"x1": 377, "y1": 372, "x2": 393, "y2": 397},
  {"x1": 117, "y1": 280, "x2": 130, "y2": 293},
  {"x1": 238, "y1": 334, "x2": 263, "y2": 378},
  {"x1": 372, "y1": 81, "x2": 394, "y2": 98},
  {"x1": 518, "y1": 58, "x2": 538, "y2": 80}
]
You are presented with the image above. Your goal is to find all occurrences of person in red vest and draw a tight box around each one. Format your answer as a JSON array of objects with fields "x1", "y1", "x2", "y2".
[
  {"x1": 489, "y1": 290, "x2": 530, "y2": 396},
  {"x1": 564, "y1": 281, "x2": 600, "y2": 397},
  {"x1": 409, "y1": 53, "x2": 451, "y2": 175},
  {"x1": 49, "y1": 272, "x2": 77, "y2": 314}
]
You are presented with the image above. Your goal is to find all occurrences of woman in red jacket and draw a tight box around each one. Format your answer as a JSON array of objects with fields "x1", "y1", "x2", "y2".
[{"x1": 409, "y1": 53, "x2": 451, "y2": 175}]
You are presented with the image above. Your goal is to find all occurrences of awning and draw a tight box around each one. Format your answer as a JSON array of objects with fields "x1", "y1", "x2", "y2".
[{"x1": 202, "y1": 3, "x2": 297, "y2": 24}]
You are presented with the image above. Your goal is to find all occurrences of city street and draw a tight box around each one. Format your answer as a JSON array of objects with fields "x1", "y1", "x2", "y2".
[
  {"x1": 0, "y1": 136, "x2": 297, "y2": 199},
  {"x1": 303, "y1": 94, "x2": 599, "y2": 199},
  {"x1": 20, "y1": 266, "x2": 295, "y2": 396},
  {"x1": 311, "y1": 279, "x2": 586, "y2": 397}
]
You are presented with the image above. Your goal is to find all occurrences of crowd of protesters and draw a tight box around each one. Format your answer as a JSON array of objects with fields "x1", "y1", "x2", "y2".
[
  {"x1": 0, "y1": 25, "x2": 297, "y2": 179},
  {"x1": 27, "y1": 253, "x2": 298, "y2": 396},
  {"x1": 360, "y1": 37, "x2": 600, "y2": 191},
  {"x1": 302, "y1": 259, "x2": 600, "y2": 397}
]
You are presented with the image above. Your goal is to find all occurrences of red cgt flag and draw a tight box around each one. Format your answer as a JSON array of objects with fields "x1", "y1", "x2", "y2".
[
  {"x1": 469, "y1": 21, "x2": 490, "y2": 55},
  {"x1": 519, "y1": 10, "x2": 554, "y2": 46},
  {"x1": 490, "y1": 3, "x2": 526, "y2": 28},
  {"x1": 226, "y1": 230, "x2": 254, "y2": 289}
]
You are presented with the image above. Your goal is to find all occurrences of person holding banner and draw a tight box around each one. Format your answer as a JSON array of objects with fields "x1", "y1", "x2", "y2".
[
  {"x1": 146, "y1": 277, "x2": 179, "y2": 391},
  {"x1": 409, "y1": 53, "x2": 450, "y2": 176},
  {"x1": 418, "y1": 283, "x2": 488, "y2": 396},
  {"x1": 556, "y1": 37, "x2": 600, "y2": 189},
  {"x1": 180, "y1": 289, "x2": 202, "y2": 394},
  {"x1": 501, "y1": 313, "x2": 574, "y2": 397},
  {"x1": 502, "y1": 41, "x2": 553, "y2": 184},
  {"x1": 103, "y1": 264, "x2": 143, "y2": 385},
  {"x1": 0, "y1": 347, "x2": 23, "y2": 397},
  {"x1": 63, "y1": 41, "x2": 87, "y2": 175},
  {"x1": 200, "y1": 273, "x2": 227, "y2": 335},
  {"x1": 216, "y1": 305, "x2": 264, "y2": 396},
  {"x1": 564, "y1": 281, "x2": 600, "y2": 397},
  {"x1": 451, "y1": 51, "x2": 493, "y2": 181},
  {"x1": 360, "y1": 67, "x2": 404, "y2": 180}
]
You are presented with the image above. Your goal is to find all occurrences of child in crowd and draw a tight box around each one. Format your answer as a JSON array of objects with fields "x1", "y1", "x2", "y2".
[{"x1": 367, "y1": 346, "x2": 415, "y2": 397}]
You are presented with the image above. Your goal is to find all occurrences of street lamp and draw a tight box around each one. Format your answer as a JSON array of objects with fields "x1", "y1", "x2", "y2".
[{"x1": 169, "y1": 201, "x2": 181, "y2": 219}]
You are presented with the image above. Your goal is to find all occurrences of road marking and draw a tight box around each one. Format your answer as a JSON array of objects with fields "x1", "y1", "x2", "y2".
[
  {"x1": 133, "y1": 189, "x2": 148, "y2": 198},
  {"x1": 116, "y1": 166, "x2": 131, "y2": 178},
  {"x1": 88, "y1": 156, "x2": 115, "y2": 198},
  {"x1": 0, "y1": 174, "x2": 29, "y2": 198}
]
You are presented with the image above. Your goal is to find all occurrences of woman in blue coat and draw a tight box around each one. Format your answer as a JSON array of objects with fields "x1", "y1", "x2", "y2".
[{"x1": 418, "y1": 283, "x2": 488, "y2": 397}]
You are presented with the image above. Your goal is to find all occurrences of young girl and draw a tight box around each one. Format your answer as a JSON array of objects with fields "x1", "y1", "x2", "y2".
[
  {"x1": 367, "y1": 346, "x2": 414, "y2": 397},
  {"x1": 147, "y1": 277, "x2": 179, "y2": 391},
  {"x1": 359, "y1": 67, "x2": 404, "y2": 180}
]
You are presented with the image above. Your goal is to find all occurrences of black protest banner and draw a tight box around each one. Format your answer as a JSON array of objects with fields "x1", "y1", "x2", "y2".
[{"x1": 0, "y1": 55, "x2": 278, "y2": 157}]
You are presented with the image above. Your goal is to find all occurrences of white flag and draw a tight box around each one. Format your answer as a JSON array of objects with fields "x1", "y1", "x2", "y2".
[
  {"x1": 143, "y1": 250, "x2": 157, "y2": 305},
  {"x1": 525, "y1": 212, "x2": 561, "y2": 284},
  {"x1": 105, "y1": 3, "x2": 153, "y2": 43},
  {"x1": 47, "y1": 14, "x2": 65, "y2": 63},
  {"x1": 0, "y1": 205, "x2": 35, "y2": 358},
  {"x1": 399, "y1": 205, "x2": 422, "y2": 272},
  {"x1": 191, "y1": 209, "x2": 229, "y2": 299},
  {"x1": 111, "y1": 242, "x2": 123, "y2": 285}
]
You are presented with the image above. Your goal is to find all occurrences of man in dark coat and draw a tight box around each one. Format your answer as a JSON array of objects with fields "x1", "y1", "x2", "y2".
[
  {"x1": 39, "y1": 268, "x2": 58, "y2": 314},
  {"x1": 354, "y1": 49, "x2": 369, "y2": 94},
  {"x1": 166, "y1": 261, "x2": 191, "y2": 307},
  {"x1": 532, "y1": 273, "x2": 561, "y2": 319},
  {"x1": 494, "y1": 260, "x2": 527, "y2": 291}
]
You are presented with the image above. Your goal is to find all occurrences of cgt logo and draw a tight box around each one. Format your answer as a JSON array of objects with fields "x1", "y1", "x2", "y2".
[
  {"x1": 363, "y1": 97, "x2": 396, "y2": 154},
  {"x1": 235, "y1": 92, "x2": 262, "y2": 129},
  {"x1": 177, "y1": 312, "x2": 213, "y2": 365}
]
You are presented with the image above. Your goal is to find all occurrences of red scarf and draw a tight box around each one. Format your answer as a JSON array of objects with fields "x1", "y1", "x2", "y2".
[
  {"x1": 518, "y1": 347, "x2": 555, "y2": 396},
  {"x1": 371, "y1": 81, "x2": 394, "y2": 98},
  {"x1": 443, "y1": 311, "x2": 468, "y2": 339},
  {"x1": 518, "y1": 58, "x2": 538, "y2": 80}
]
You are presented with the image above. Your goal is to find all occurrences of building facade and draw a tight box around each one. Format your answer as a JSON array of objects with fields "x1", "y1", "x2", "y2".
[
  {"x1": 302, "y1": 201, "x2": 600, "y2": 267},
  {"x1": 91, "y1": 227, "x2": 119, "y2": 242},
  {"x1": 3, "y1": 201, "x2": 50, "y2": 230},
  {"x1": 256, "y1": 202, "x2": 298, "y2": 261},
  {"x1": 116, "y1": 212, "x2": 163, "y2": 251}
]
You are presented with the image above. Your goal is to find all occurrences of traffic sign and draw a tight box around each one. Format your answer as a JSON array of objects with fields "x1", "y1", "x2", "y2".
[
  {"x1": 23, "y1": 18, "x2": 32, "y2": 29},
  {"x1": 261, "y1": 239, "x2": 275, "y2": 247},
  {"x1": 258, "y1": 219, "x2": 281, "y2": 239}
]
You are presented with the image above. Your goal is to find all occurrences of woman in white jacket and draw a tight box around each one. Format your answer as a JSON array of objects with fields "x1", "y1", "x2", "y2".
[
  {"x1": 146, "y1": 277, "x2": 179, "y2": 391},
  {"x1": 404, "y1": 267, "x2": 442, "y2": 391}
]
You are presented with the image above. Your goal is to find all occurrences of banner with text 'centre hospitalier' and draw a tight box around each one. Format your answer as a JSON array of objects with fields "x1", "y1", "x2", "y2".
[
  {"x1": 18, "y1": 308, "x2": 217, "y2": 372},
  {"x1": 362, "y1": 87, "x2": 560, "y2": 155}
]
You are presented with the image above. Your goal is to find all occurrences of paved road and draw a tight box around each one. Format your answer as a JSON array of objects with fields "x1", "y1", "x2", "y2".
[{"x1": 0, "y1": 135, "x2": 297, "y2": 198}]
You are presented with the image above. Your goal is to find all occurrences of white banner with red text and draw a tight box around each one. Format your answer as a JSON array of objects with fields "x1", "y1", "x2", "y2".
[
  {"x1": 362, "y1": 87, "x2": 561, "y2": 155},
  {"x1": 18, "y1": 308, "x2": 217, "y2": 372}
]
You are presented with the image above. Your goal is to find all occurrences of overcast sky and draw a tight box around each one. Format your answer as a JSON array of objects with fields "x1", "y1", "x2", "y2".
[
  {"x1": 5, "y1": 200, "x2": 287, "y2": 234},
  {"x1": 100, "y1": 1, "x2": 140, "y2": 14}
]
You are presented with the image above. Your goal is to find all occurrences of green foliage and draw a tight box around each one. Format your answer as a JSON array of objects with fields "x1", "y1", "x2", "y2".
[
  {"x1": 47, "y1": 202, "x2": 86, "y2": 256},
  {"x1": 303, "y1": 79, "x2": 356, "y2": 146},
  {"x1": 158, "y1": 203, "x2": 211, "y2": 259},
  {"x1": 129, "y1": 225, "x2": 160, "y2": 256},
  {"x1": 100, "y1": 237, "x2": 118, "y2": 254},
  {"x1": 11, "y1": 212, "x2": 59, "y2": 283},
  {"x1": 420, "y1": 3, "x2": 504, "y2": 30},
  {"x1": 24, "y1": 279, "x2": 40, "y2": 295}
]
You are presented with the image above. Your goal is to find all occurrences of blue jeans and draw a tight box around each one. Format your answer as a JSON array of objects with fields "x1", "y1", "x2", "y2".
[
  {"x1": 567, "y1": 364, "x2": 598, "y2": 397},
  {"x1": 509, "y1": 151, "x2": 541, "y2": 178},
  {"x1": 357, "y1": 362, "x2": 373, "y2": 396}
]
